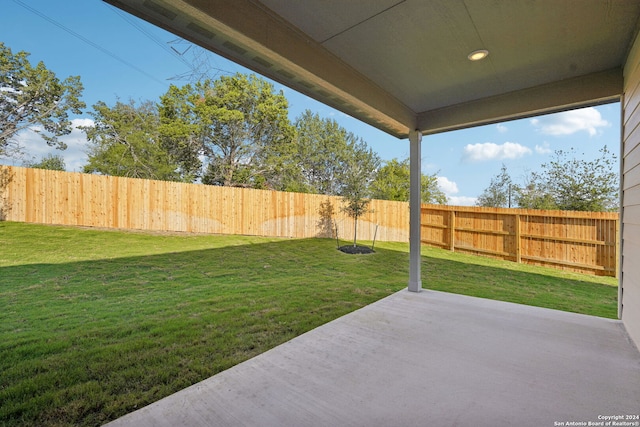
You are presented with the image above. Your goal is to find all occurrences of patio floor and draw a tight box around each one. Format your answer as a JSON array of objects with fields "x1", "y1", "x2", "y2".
[{"x1": 105, "y1": 290, "x2": 640, "y2": 427}]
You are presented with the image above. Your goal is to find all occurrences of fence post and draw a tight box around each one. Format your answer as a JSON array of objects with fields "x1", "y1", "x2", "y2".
[
  {"x1": 449, "y1": 209, "x2": 455, "y2": 251},
  {"x1": 615, "y1": 216, "x2": 620, "y2": 279},
  {"x1": 515, "y1": 213, "x2": 521, "y2": 263}
]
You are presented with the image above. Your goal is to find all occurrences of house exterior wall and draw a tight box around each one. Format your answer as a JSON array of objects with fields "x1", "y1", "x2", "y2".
[{"x1": 621, "y1": 30, "x2": 640, "y2": 350}]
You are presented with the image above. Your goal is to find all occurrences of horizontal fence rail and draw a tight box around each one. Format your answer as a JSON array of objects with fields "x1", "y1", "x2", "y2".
[
  {"x1": 421, "y1": 204, "x2": 619, "y2": 277},
  {"x1": 0, "y1": 166, "x2": 409, "y2": 242},
  {"x1": 0, "y1": 167, "x2": 618, "y2": 276}
]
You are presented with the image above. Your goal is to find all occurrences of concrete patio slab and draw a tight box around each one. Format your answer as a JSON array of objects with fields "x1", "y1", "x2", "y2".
[{"x1": 105, "y1": 290, "x2": 640, "y2": 427}]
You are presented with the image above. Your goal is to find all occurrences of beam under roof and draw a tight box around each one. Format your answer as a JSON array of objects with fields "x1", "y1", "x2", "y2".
[{"x1": 418, "y1": 68, "x2": 623, "y2": 135}]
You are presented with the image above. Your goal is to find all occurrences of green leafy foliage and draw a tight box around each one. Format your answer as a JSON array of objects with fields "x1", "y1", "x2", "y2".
[
  {"x1": 516, "y1": 170, "x2": 558, "y2": 210},
  {"x1": 0, "y1": 42, "x2": 85, "y2": 157},
  {"x1": 292, "y1": 110, "x2": 353, "y2": 194},
  {"x1": 23, "y1": 153, "x2": 66, "y2": 171},
  {"x1": 536, "y1": 147, "x2": 618, "y2": 211},
  {"x1": 77, "y1": 74, "x2": 382, "y2": 196},
  {"x1": 82, "y1": 100, "x2": 182, "y2": 180},
  {"x1": 370, "y1": 158, "x2": 410, "y2": 201},
  {"x1": 339, "y1": 137, "x2": 380, "y2": 246},
  {"x1": 159, "y1": 73, "x2": 295, "y2": 188},
  {"x1": 156, "y1": 84, "x2": 203, "y2": 181},
  {"x1": 478, "y1": 148, "x2": 619, "y2": 212},
  {"x1": 476, "y1": 164, "x2": 516, "y2": 208},
  {"x1": 370, "y1": 157, "x2": 448, "y2": 204}
]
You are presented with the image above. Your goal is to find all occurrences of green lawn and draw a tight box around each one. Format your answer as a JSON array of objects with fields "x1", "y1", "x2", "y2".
[{"x1": 0, "y1": 222, "x2": 618, "y2": 426}]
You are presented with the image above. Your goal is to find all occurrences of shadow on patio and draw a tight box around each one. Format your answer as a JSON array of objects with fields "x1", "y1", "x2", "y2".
[{"x1": 105, "y1": 289, "x2": 640, "y2": 427}]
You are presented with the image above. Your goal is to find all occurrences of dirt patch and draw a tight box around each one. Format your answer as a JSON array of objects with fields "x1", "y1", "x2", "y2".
[{"x1": 338, "y1": 245, "x2": 375, "y2": 255}]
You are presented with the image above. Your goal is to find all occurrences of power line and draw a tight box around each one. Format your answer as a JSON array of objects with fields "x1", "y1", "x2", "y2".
[
  {"x1": 166, "y1": 39, "x2": 234, "y2": 82},
  {"x1": 103, "y1": 2, "x2": 192, "y2": 70},
  {"x1": 12, "y1": 0, "x2": 167, "y2": 86},
  {"x1": 103, "y1": 2, "x2": 233, "y2": 83}
]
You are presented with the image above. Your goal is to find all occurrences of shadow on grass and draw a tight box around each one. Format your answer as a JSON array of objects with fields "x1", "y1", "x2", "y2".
[
  {"x1": 0, "y1": 236, "x2": 617, "y2": 427},
  {"x1": 0, "y1": 238, "x2": 407, "y2": 427},
  {"x1": 420, "y1": 253, "x2": 618, "y2": 320}
]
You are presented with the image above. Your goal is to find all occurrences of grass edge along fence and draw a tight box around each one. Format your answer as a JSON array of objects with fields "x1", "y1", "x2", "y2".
[
  {"x1": 0, "y1": 166, "x2": 618, "y2": 276},
  {"x1": 421, "y1": 204, "x2": 619, "y2": 277}
]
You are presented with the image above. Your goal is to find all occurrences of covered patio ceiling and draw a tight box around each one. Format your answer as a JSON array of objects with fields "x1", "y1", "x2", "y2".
[{"x1": 104, "y1": 0, "x2": 640, "y2": 139}]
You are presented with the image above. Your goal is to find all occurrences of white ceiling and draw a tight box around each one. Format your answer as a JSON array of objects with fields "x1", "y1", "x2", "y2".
[{"x1": 104, "y1": 0, "x2": 640, "y2": 138}]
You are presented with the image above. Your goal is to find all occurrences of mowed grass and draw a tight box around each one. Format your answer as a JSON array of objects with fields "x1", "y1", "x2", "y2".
[{"x1": 0, "y1": 222, "x2": 618, "y2": 426}]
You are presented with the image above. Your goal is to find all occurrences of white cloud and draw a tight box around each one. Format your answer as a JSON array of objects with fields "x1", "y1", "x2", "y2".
[
  {"x1": 436, "y1": 177, "x2": 477, "y2": 206},
  {"x1": 462, "y1": 141, "x2": 532, "y2": 162},
  {"x1": 12, "y1": 118, "x2": 92, "y2": 172},
  {"x1": 535, "y1": 142, "x2": 552, "y2": 154},
  {"x1": 530, "y1": 107, "x2": 610, "y2": 136},
  {"x1": 448, "y1": 196, "x2": 477, "y2": 206},
  {"x1": 436, "y1": 176, "x2": 459, "y2": 195},
  {"x1": 496, "y1": 124, "x2": 508, "y2": 133},
  {"x1": 72, "y1": 118, "x2": 94, "y2": 128}
]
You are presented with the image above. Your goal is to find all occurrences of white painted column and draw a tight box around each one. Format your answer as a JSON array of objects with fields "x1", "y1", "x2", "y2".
[{"x1": 408, "y1": 129, "x2": 422, "y2": 292}]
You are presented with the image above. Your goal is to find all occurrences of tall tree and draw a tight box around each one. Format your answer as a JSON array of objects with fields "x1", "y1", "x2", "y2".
[
  {"x1": 480, "y1": 148, "x2": 618, "y2": 212},
  {"x1": 370, "y1": 158, "x2": 409, "y2": 201},
  {"x1": 0, "y1": 43, "x2": 84, "y2": 157},
  {"x1": 292, "y1": 110, "x2": 351, "y2": 194},
  {"x1": 159, "y1": 73, "x2": 294, "y2": 188},
  {"x1": 339, "y1": 138, "x2": 380, "y2": 247},
  {"x1": 82, "y1": 100, "x2": 181, "y2": 181},
  {"x1": 370, "y1": 158, "x2": 448, "y2": 204},
  {"x1": 537, "y1": 147, "x2": 618, "y2": 211},
  {"x1": 476, "y1": 164, "x2": 517, "y2": 208},
  {"x1": 421, "y1": 174, "x2": 448, "y2": 204},
  {"x1": 157, "y1": 84, "x2": 207, "y2": 182},
  {"x1": 291, "y1": 110, "x2": 382, "y2": 196},
  {"x1": 515, "y1": 170, "x2": 557, "y2": 210}
]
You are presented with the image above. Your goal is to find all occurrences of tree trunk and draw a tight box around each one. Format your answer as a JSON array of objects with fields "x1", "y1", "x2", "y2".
[{"x1": 353, "y1": 216, "x2": 357, "y2": 247}]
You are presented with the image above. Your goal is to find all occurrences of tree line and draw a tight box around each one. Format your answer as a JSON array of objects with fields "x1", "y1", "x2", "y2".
[
  {"x1": 1, "y1": 43, "x2": 446, "y2": 205},
  {"x1": 476, "y1": 147, "x2": 618, "y2": 212}
]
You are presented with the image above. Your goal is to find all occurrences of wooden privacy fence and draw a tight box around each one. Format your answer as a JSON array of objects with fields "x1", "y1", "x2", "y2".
[
  {"x1": 0, "y1": 166, "x2": 619, "y2": 276},
  {"x1": 0, "y1": 166, "x2": 409, "y2": 242},
  {"x1": 421, "y1": 204, "x2": 619, "y2": 277}
]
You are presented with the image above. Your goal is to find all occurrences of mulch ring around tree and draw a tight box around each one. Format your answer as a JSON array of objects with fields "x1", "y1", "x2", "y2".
[{"x1": 338, "y1": 245, "x2": 375, "y2": 254}]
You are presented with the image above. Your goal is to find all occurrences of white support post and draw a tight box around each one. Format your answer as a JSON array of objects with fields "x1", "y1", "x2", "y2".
[{"x1": 409, "y1": 129, "x2": 422, "y2": 292}]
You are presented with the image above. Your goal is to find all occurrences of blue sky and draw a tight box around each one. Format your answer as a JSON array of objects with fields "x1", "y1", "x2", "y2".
[{"x1": 1, "y1": 0, "x2": 621, "y2": 206}]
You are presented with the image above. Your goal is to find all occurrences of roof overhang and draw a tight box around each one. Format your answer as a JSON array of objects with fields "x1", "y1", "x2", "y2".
[{"x1": 103, "y1": 0, "x2": 640, "y2": 139}]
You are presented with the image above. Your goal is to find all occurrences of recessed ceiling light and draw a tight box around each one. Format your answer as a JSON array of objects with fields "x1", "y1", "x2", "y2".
[{"x1": 468, "y1": 49, "x2": 489, "y2": 61}]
